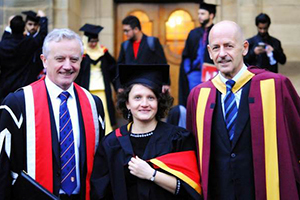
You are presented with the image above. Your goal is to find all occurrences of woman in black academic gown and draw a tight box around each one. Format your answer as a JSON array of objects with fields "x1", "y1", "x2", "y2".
[{"x1": 90, "y1": 64, "x2": 202, "y2": 200}]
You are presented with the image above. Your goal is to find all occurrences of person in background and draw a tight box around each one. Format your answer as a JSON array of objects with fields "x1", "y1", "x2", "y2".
[
  {"x1": 0, "y1": 11, "x2": 47, "y2": 102},
  {"x1": 187, "y1": 20, "x2": 300, "y2": 200},
  {"x1": 244, "y1": 13, "x2": 286, "y2": 73},
  {"x1": 22, "y1": 10, "x2": 41, "y2": 36},
  {"x1": 76, "y1": 23, "x2": 118, "y2": 134},
  {"x1": 90, "y1": 64, "x2": 201, "y2": 200},
  {"x1": 117, "y1": 15, "x2": 170, "y2": 93},
  {"x1": 0, "y1": 28, "x2": 105, "y2": 200},
  {"x1": 179, "y1": 2, "x2": 216, "y2": 107}
]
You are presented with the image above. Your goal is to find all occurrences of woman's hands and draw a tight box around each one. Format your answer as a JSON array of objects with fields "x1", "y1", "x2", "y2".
[
  {"x1": 128, "y1": 156, "x2": 154, "y2": 180},
  {"x1": 128, "y1": 156, "x2": 177, "y2": 194}
]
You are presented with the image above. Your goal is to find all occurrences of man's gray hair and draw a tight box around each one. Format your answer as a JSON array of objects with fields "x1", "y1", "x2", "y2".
[{"x1": 42, "y1": 28, "x2": 84, "y2": 58}]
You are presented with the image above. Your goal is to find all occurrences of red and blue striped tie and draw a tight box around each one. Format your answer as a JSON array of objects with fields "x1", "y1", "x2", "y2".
[
  {"x1": 224, "y1": 80, "x2": 238, "y2": 141},
  {"x1": 59, "y1": 91, "x2": 77, "y2": 196}
]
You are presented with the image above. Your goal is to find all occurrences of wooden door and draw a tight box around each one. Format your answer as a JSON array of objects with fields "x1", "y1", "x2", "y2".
[{"x1": 116, "y1": 3, "x2": 199, "y2": 105}]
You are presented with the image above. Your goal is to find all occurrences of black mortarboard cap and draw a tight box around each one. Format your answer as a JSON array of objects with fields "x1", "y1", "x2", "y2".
[
  {"x1": 79, "y1": 23, "x2": 103, "y2": 39},
  {"x1": 119, "y1": 64, "x2": 169, "y2": 91},
  {"x1": 199, "y1": 2, "x2": 217, "y2": 15},
  {"x1": 22, "y1": 10, "x2": 40, "y2": 23}
]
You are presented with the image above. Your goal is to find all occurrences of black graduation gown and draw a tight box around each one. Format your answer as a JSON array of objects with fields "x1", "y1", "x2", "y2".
[
  {"x1": 244, "y1": 33, "x2": 286, "y2": 73},
  {"x1": 179, "y1": 26, "x2": 214, "y2": 107},
  {"x1": 0, "y1": 85, "x2": 105, "y2": 200},
  {"x1": 75, "y1": 50, "x2": 118, "y2": 126},
  {"x1": 0, "y1": 17, "x2": 48, "y2": 102},
  {"x1": 90, "y1": 121, "x2": 200, "y2": 200}
]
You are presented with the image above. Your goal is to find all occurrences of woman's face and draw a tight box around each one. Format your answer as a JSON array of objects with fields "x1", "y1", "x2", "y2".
[{"x1": 126, "y1": 84, "x2": 158, "y2": 123}]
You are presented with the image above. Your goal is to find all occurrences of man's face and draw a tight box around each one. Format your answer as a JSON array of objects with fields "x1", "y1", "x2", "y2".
[
  {"x1": 41, "y1": 39, "x2": 82, "y2": 90},
  {"x1": 123, "y1": 24, "x2": 135, "y2": 41},
  {"x1": 198, "y1": 9, "x2": 211, "y2": 27},
  {"x1": 25, "y1": 20, "x2": 39, "y2": 35},
  {"x1": 257, "y1": 23, "x2": 269, "y2": 37},
  {"x1": 208, "y1": 23, "x2": 248, "y2": 79}
]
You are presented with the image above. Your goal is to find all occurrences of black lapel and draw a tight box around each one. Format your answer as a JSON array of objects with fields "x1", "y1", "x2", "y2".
[
  {"x1": 231, "y1": 80, "x2": 251, "y2": 149},
  {"x1": 214, "y1": 91, "x2": 231, "y2": 150},
  {"x1": 46, "y1": 89, "x2": 60, "y2": 170},
  {"x1": 127, "y1": 41, "x2": 135, "y2": 62},
  {"x1": 117, "y1": 125, "x2": 134, "y2": 165},
  {"x1": 136, "y1": 35, "x2": 147, "y2": 62}
]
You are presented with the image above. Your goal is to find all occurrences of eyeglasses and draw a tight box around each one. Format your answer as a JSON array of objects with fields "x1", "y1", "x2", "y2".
[{"x1": 123, "y1": 28, "x2": 132, "y2": 33}]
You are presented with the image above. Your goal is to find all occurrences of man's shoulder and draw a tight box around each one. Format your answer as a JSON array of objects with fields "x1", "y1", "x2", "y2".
[
  {"x1": 268, "y1": 35, "x2": 282, "y2": 43},
  {"x1": 188, "y1": 81, "x2": 215, "y2": 98},
  {"x1": 249, "y1": 66, "x2": 288, "y2": 81}
]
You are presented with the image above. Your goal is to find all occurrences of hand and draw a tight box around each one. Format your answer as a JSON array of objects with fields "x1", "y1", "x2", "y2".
[
  {"x1": 254, "y1": 46, "x2": 265, "y2": 55},
  {"x1": 117, "y1": 88, "x2": 124, "y2": 93},
  {"x1": 128, "y1": 156, "x2": 154, "y2": 180},
  {"x1": 162, "y1": 85, "x2": 170, "y2": 93},
  {"x1": 37, "y1": 10, "x2": 46, "y2": 17},
  {"x1": 265, "y1": 44, "x2": 274, "y2": 54},
  {"x1": 8, "y1": 15, "x2": 15, "y2": 26}
]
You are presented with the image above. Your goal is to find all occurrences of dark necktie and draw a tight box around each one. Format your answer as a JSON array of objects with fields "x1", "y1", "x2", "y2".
[
  {"x1": 59, "y1": 91, "x2": 77, "y2": 196},
  {"x1": 224, "y1": 80, "x2": 238, "y2": 141}
]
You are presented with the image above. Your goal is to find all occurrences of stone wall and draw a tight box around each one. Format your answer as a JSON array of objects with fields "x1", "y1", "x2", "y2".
[{"x1": 81, "y1": 0, "x2": 115, "y2": 55}]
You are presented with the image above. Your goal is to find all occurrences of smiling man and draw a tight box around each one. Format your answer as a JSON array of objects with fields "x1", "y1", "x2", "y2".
[
  {"x1": 186, "y1": 20, "x2": 300, "y2": 200},
  {"x1": 0, "y1": 29, "x2": 105, "y2": 200}
]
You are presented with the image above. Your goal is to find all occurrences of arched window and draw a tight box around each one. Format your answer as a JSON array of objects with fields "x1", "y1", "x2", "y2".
[{"x1": 165, "y1": 10, "x2": 195, "y2": 55}]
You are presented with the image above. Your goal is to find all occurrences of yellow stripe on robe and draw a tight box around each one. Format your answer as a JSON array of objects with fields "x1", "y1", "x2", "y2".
[
  {"x1": 196, "y1": 88, "x2": 211, "y2": 174},
  {"x1": 150, "y1": 158, "x2": 201, "y2": 194},
  {"x1": 260, "y1": 79, "x2": 280, "y2": 200}
]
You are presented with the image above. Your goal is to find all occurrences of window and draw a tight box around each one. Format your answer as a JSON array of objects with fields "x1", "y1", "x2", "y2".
[{"x1": 165, "y1": 10, "x2": 194, "y2": 55}]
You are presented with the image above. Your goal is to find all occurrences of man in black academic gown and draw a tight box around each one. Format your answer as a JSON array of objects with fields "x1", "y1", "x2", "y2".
[
  {"x1": 0, "y1": 11, "x2": 47, "y2": 102},
  {"x1": 244, "y1": 13, "x2": 286, "y2": 73},
  {"x1": 179, "y1": 2, "x2": 216, "y2": 106},
  {"x1": 76, "y1": 23, "x2": 118, "y2": 134},
  {"x1": 117, "y1": 15, "x2": 170, "y2": 92}
]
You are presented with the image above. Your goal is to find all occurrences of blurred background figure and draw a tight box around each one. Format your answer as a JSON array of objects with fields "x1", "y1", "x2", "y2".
[
  {"x1": 166, "y1": 105, "x2": 186, "y2": 129},
  {"x1": 76, "y1": 23, "x2": 118, "y2": 134},
  {"x1": 117, "y1": 15, "x2": 170, "y2": 93},
  {"x1": 23, "y1": 10, "x2": 40, "y2": 36},
  {"x1": 244, "y1": 13, "x2": 286, "y2": 73},
  {"x1": 179, "y1": 2, "x2": 217, "y2": 107},
  {"x1": 0, "y1": 11, "x2": 48, "y2": 102}
]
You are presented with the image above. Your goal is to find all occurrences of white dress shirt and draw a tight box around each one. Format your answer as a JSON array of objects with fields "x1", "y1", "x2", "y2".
[
  {"x1": 45, "y1": 76, "x2": 81, "y2": 194},
  {"x1": 219, "y1": 64, "x2": 248, "y2": 118}
]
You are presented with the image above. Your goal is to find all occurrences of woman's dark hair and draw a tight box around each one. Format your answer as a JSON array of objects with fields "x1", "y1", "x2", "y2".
[
  {"x1": 122, "y1": 15, "x2": 141, "y2": 31},
  {"x1": 117, "y1": 84, "x2": 174, "y2": 122},
  {"x1": 255, "y1": 13, "x2": 271, "y2": 27}
]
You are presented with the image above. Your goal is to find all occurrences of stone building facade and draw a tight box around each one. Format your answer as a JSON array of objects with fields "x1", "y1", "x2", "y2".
[{"x1": 0, "y1": 0, "x2": 299, "y2": 93}]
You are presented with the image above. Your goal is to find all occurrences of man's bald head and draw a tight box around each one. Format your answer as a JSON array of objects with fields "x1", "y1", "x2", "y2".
[
  {"x1": 209, "y1": 20, "x2": 245, "y2": 46},
  {"x1": 207, "y1": 20, "x2": 249, "y2": 79}
]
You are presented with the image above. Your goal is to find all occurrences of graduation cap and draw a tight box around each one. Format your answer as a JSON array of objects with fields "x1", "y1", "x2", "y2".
[
  {"x1": 119, "y1": 64, "x2": 169, "y2": 92},
  {"x1": 79, "y1": 23, "x2": 103, "y2": 39},
  {"x1": 22, "y1": 10, "x2": 40, "y2": 23},
  {"x1": 199, "y1": 2, "x2": 217, "y2": 15}
]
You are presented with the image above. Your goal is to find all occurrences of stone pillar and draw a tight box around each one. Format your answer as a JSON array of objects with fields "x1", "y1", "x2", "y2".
[
  {"x1": 53, "y1": 0, "x2": 81, "y2": 31},
  {"x1": 81, "y1": 0, "x2": 115, "y2": 55}
]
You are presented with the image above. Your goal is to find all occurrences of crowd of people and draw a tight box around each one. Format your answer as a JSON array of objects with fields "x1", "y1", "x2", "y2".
[{"x1": 0, "y1": 1, "x2": 299, "y2": 200}]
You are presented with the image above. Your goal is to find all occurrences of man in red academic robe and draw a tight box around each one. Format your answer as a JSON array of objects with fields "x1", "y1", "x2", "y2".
[{"x1": 187, "y1": 20, "x2": 300, "y2": 200}]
